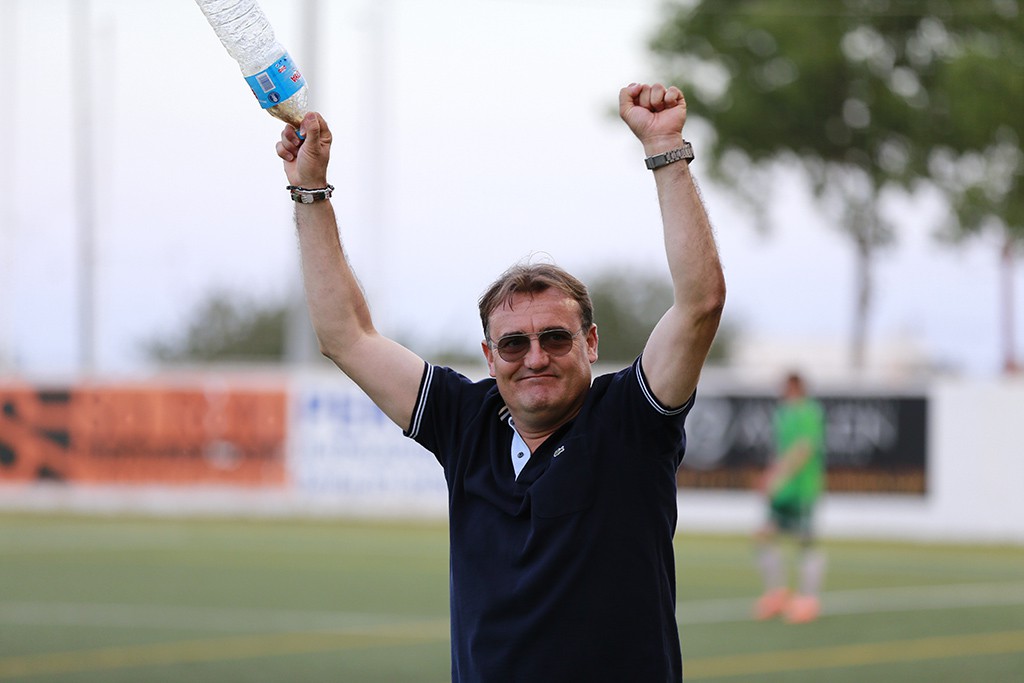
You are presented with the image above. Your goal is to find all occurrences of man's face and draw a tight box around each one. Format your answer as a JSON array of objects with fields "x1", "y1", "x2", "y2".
[
  {"x1": 782, "y1": 376, "x2": 804, "y2": 402},
  {"x1": 482, "y1": 288, "x2": 599, "y2": 431}
]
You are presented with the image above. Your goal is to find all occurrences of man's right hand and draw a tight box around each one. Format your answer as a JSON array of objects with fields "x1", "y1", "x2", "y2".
[
  {"x1": 277, "y1": 112, "x2": 332, "y2": 189},
  {"x1": 618, "y1": 83, "x2": 687, "y2": 157}
]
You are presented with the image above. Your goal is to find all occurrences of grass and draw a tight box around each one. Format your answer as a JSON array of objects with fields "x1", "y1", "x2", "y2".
[{"x1": 1, "y1": 513, "x2": 1022, "y2": 682}]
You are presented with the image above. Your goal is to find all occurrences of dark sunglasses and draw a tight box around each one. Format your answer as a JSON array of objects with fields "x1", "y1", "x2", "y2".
[{"x1": 489, "y1": 329, "x2": 584, "y2": 363}]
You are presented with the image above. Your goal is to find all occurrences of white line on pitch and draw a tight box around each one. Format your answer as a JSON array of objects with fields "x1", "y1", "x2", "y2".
[
  {"x1": 2, "y1": 581, "x2": 1023, "y2": 631},
  {"x1": 678, "y1": 581, "x2": 1024, "y2": 624}
]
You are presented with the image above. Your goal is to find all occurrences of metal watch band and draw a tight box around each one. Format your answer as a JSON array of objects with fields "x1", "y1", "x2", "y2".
[
  {"x1": 287, "y1": 184, "x2": 335, "y2": 203},
  {"x1": 644, "y1": 141, "x2": 694, "y2": 170}
]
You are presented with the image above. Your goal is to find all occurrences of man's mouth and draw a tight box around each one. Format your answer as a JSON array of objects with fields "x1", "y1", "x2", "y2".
[{"x1": 518, "y1": 373, "x2": 557, "y2": 382}]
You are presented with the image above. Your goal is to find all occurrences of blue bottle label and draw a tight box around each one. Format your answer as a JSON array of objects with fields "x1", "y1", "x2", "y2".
[{"x1": 244, "y1": 52, "x2": 305, "y2": 109}]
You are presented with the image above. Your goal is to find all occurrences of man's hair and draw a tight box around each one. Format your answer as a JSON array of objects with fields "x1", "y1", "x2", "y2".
[
  {"x1": 478, "y1": 263, "x2": 594, "y2": 339},
  {"x1": 784, "y1": 371, "x2": 807, "y2": 397}
]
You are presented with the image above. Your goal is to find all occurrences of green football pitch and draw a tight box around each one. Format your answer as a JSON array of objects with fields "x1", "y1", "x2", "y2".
[{"x1": 1, "y1": 512, "x2": 1022, "y2": 682}]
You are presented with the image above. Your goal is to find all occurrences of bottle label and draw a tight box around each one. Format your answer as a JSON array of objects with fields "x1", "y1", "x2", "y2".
[{"x1": 244, "y1": 51, "x2": 305, "y2": 109}]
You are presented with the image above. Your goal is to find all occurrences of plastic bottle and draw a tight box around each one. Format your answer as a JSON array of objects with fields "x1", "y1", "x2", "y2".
[{"x1": 195, "y1": 0, "x2": 308, "y2": 129}]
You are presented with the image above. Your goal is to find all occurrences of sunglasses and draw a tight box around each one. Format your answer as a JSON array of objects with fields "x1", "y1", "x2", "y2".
[{"x1": 489, "y1": 329, "x2": 584, "y2": 363}]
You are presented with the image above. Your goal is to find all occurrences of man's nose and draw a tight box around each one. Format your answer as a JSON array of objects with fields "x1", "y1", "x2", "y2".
[{"x1": 523, "y1": 338, "x2": 550, "y2": 368}]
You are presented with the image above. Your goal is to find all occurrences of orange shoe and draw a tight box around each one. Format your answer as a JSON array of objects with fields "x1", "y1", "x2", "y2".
[
  {"x1": 754, "y1": 588, "x2": 790, "y2": 620},
  {"x1": 784, "y1": 594, "x2": 821, "y2": 624}
]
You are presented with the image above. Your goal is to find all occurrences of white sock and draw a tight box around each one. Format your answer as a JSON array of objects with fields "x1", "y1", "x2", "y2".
[
  {"x1": 756, "y1": 545, "x2": 786, "y2": 592},
  {"x1": 799, "y1": 548, "x2": 827, "y2": 596}
]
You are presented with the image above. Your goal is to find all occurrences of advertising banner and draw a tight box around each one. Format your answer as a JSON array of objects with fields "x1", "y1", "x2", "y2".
[
  {"x1": 290, "y1": 381, "x2": 447, "y2": 500},
  {"x1": 682, "y1": 393, "x2": 928, "y2": 494},
  {"x1": 0, "y1": 382, "x2": 287, "y2": 486}
]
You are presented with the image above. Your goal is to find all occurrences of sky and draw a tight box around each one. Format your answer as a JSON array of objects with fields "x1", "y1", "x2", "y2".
[{"x1": 1, "y1": 0, "x2": 1019, "y2": 380}]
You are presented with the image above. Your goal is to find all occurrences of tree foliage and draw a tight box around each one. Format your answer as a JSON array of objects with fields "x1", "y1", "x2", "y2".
[
  {"x1": 923, "y1": 5, "x2": 1024, "y2": 369},
  {"x1": 587, "y1": 270, "x2": 673, "y2": 362},
  {"x1": 145, "y1": 270, "x2": 735, "y2": 367},
  {"x1": 143, "y1": 290, "x2": 288, "y2": 363},
  {"x1": 586, "y1": 269, "x2": 733, "y2": 364},
  {"x1": 650, "y1": 0, "x2": 1023, "y2": 372}
]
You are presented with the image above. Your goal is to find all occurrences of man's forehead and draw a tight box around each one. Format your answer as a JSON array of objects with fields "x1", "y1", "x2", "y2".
[{"x1": 488, "y1": 290, "x2": 581, "y2": 333}]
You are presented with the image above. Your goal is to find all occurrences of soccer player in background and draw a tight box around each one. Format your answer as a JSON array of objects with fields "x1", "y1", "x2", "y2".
[{"x1": 754, "y1": 371, "x2": 828, "y2": 624}]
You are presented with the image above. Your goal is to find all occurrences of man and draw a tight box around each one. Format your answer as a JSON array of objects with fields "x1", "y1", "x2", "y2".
[
  {"x1": 276, "y1": 82, "x2": 725, "y2": 682},
  {"x1": 754, "y1": 371, "x2": 827, "y2": 624}
]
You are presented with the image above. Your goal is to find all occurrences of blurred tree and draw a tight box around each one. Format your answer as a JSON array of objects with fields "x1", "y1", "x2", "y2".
[
  {"x1": 583, "y1": 269, "x2": 735, "y2": 364},
  {"x1": 650, "y1": 0, "x2": 1023, "y2": 373},
  {"x1": 410, "y1": 269, "x2": 736, "y2": 366},
  {"x1": 147, "y1": 272, "x2": 737, "y2": 367},
  {"x1": 924, "y1": 7, "x2": 1024, "y2": 372},
  {"x1": 587, "y1": 270, "x2": 673, "y2": 362},
  {"x1": 143, "y1": 290, "x2": 288, "y2": 363}
]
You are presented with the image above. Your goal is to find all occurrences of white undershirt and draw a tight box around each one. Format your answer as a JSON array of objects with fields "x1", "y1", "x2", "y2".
[{"x1": 508, "y1": 418, "x2": 531, "y2": 479}]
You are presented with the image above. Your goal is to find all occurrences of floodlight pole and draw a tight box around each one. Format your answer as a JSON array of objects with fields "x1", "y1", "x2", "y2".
[
  {"x1": 284, "y1": 0, "x2": 393, "y2": 364},
  {"x1": 364, "y1": 0, "x2": 390, "y2": 331},
  {"x1": 71, "y1": 0, "x2": 97, "y2": 374},
  {"x1": 0, "y1": 0, "x2": 15, "y2": 370},
  {"x1": 285, "y1": 0, "x2": 323, "y2": 365},
  {"x1": 1002, "y1": 237, "x2": 1019, "y2": 374}
]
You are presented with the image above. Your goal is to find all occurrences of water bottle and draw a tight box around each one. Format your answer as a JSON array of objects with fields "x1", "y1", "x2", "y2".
[{"x1": 195, "y1": 0, "x2": 308, "y2": 129}]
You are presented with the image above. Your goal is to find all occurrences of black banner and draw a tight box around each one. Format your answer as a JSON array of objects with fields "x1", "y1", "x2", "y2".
[{"x1": 682, "y1": 394, "x2": 928, "y2": 495}]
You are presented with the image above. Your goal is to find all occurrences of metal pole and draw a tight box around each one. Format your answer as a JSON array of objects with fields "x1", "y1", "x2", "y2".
[
  {"x1": 1002, "y1": 236, "x2": 1019, "y2": 374},
  {"x1": 286, "y1": 0, "x2": 322, "y2": 365},
  {"x1": 0, "y1": 0, "x2": 17, "y2": 370},
  {"x1": 71, "y1": 0, "x2": 97, "y2": 374},
  {"x1": 301, "y1": 0, "x2": 320, "y2": 94},
  {"x1": 364, "y1": 0, "x2": 390, "y2": 330}
]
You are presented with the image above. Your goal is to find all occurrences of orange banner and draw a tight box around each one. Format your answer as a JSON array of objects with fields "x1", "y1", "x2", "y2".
[{"x1": 0, "y1": 381, "x2": 286, "y2": 486}]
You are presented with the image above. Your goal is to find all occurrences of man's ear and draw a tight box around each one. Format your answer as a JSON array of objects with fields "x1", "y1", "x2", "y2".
[
  {"x1": 586, "y1": 324, "x2": 599, "y2": 364},
  {"x1": 482, "y1": 340, "x2": 497, "y2": 377}
]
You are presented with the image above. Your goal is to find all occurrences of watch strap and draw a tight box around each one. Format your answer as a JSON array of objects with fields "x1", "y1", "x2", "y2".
[{"x1": 644, "y1": 141, "x2": 694, "y2": 170}]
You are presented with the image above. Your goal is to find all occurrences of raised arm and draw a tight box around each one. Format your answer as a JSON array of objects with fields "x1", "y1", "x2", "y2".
[
  {"x1": 762, "y1": 439, "x2": 814, "y2": 496},
  {"x1": 277, "y1": 113, "x2": 426, "y2": 430},
  {"x1": 619, "y1": 83, "x2": 726, "y2": 408}
]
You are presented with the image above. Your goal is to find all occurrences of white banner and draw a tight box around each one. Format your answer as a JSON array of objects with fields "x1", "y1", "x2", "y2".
[{"x1": 290, "y1": 379, "x2": 448, "y2": 503}]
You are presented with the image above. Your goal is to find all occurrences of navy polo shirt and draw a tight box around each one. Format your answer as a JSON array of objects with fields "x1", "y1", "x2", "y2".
[{"x1": 405, "y1": 356, "x2": 693, "y2": 683}]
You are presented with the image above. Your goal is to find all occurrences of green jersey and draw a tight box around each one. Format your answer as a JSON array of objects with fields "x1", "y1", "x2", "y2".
[{"x1": 772, "y1": 397, "x2": 826, "y2": 506}]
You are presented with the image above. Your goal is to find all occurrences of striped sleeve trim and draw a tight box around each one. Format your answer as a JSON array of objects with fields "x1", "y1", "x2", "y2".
[
  {"x1": 634, "y1": 355, "x2": 695, "y2": 416},
  {"x1": 404, "y1": 362, "x2": 433, "y2": 439}
]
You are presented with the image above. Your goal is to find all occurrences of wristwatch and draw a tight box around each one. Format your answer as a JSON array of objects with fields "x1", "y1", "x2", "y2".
[{"x1": 644, "y1": 142, "x2": 694, "y2": 170}]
